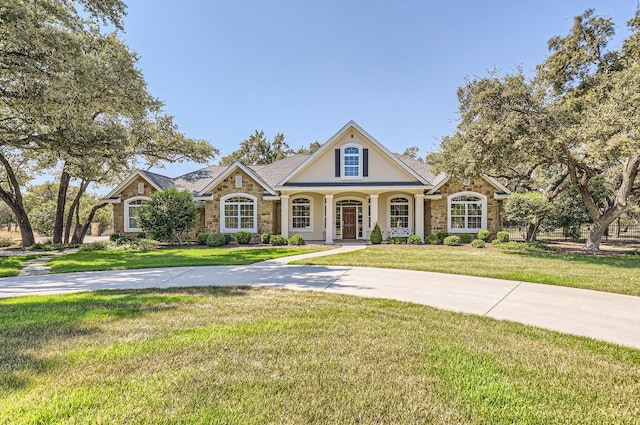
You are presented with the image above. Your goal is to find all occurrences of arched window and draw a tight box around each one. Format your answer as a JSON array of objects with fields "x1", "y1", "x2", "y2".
[
  {"x1": 448, "y1": 192, "x2": 486, "y2": 232},
  {"x1": 389, "y1": 197, "x2": 410, "y2": 228},
  {"x1": 291, "y1": 197, "x2": 312, "y2": 230},
  {"x1": 221, "y1": 194, "x2": 257, "y2": 233},
  {"x1": 124, "y1": 196, "x2": 150, "y2": 232},
  {"x1": 343, "y1": 146, "x2": 360, "y2": 177}
]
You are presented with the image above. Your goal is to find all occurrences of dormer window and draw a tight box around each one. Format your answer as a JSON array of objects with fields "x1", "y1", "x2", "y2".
[{"x1": 343, "y1": 146, "x2": 360, "y2": 177}]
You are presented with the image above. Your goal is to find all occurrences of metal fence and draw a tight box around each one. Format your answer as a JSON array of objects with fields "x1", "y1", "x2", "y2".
[{"x1": 505, "y1": 223, "x2": 640, "y2": 242}]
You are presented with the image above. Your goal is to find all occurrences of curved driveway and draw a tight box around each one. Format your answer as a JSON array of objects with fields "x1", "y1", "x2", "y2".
[{"x1": 2, "y1": 244, "x2": 639, "y2": 350}]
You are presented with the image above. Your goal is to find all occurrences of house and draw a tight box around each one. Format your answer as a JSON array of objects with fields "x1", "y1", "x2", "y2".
[{"x1": 103, "y1": 121, "x2": 509, "y2": 242}]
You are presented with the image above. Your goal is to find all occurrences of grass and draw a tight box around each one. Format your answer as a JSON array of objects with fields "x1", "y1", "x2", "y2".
[
  {"x1": 292, "y1": 245, "x2": 640, "y2": 296},
  {"x1": 0, "y1": 255, "x2": 40, "y2": 278},
  {"x1": 46, "y1": 246, "x2": 326, "y2": 273},
  {"x1": 1, "y1": 287, "x2": 638, "y2": 424}
]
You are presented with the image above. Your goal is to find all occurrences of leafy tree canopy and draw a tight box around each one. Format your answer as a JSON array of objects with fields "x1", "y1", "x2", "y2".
[{"x1": 137, "y1": 188, "x2": 196, "y2": 244}]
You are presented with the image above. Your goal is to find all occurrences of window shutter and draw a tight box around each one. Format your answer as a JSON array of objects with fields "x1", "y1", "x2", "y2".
[
  {"x1": 335, "y1": 149, "x2": 340, "y2": 177},
  {"x1": 363, "y1": 148, "x2": 369, "y2": 177}
]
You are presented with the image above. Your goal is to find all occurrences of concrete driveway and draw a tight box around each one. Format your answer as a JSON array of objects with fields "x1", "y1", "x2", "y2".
[{"x1": 1, "y1": 244, "x2": 639, "y2": 350}]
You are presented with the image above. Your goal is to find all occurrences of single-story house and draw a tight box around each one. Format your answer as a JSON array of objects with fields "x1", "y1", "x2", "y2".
[{"x1": 103, "y1": 121, "x2": 509, "y2": 242}]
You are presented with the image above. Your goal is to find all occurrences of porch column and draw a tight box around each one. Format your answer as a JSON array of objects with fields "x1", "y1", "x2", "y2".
[
  {"x1": 369, "y1": 194, "x2": 379, "y2": 230},
  {"x1": 414, "y1": 193, "x2": 425, "y2": 242},
  {"x1": 280, "y1": 195, "x2": 289, "y2": 238},
  {"x1": 325, "y1": 194, "x2": 334, "y2": 244}
]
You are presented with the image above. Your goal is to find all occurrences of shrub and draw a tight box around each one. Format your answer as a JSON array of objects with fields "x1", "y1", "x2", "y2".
[
  {"x1": 471, "y1": 239, "x2": 485, "y2": 248},
  {"x1": 79, "y1": 238, "x2": 159, "y2": 252},
  {"x1": 477, "y1": 230, "x2": 491, "y2": 242},
  {"x1": 110, "y1": 233, "x2": 122, "y2": 242},
  {"x1": 493, "y1": 241, "x2": 557, "y2": 252},
  {"x1": 435, "y1": 231, "x2": 449, "y2": 243},
  {"x1": 370, "y1": 223, "x2": 383, "y2": 244},
  {"x1": 137, "y1": 188, "x2": 196, "y2": 244},
  {"x1": 406, "y1": 235, "x2": 422, "y2": 245},
  {"x1": 459, "y1": 234, "x2": 472, "y2": 244},
  {"x1": 388, "y1": 236, "x2": 401, "y2": 244},
  {"x1": 206, "y1": 233, "x2": 226, "y2": 247},
  {"x1": 260, "y1": 233, "x2": 271, "y2": 244},
  {"x1": 496, "y1": 231, "x2": 510, "y2": 243},
  {"x1": 236, "y1": 230, "x2": 252, "y2": 245},
  {"x1": 0, "y1": 236, "x2": 14, "y2": 247},
  {"x1": 270, "y1": 235, "x2": 287, "y2": 246},
  {"x1": 425, "y1": 234, "x2": 440, "y2": 245},
  {"x1": 197, "y1": 233, "x2": 209, "y2": 245},
  {"x1": 222, "y1": 234, "x2": 232, "y2": 244},
  {"x1": 79, "y1": 241, "x2": 111, "y2": 252},
  {"x1": 443, "y1": 235, "x2": 461, "y2": 246},
  {"x1": 288, "y1": 234, "x2": 306, "y2": 245},
  {"x1": 136, "y1": 232, "x2": 147, "y2": 239}
]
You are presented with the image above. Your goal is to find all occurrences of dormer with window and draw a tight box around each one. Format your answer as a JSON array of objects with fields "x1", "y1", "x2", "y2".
[{"x1": 334, "y1": 144, "x2": 368, "y2": 180}]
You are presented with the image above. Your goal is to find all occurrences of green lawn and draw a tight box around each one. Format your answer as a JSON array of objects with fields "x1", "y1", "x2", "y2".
[
  {"x1": 1, "y1": 288, "x2": 638, "y2": 424},
  {"x1": 292, "y1": 245, "x2": 640, "y2": 296},
  {"x1": 46, "y1": 246, "x2": 326, "y2": 273},
  {"x1": 0, "y1": 255, "x2": 40, "y2": 278}
]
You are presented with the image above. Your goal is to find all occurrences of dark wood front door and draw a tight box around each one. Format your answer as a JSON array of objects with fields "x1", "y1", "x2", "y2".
[{"x1": 342, "y1": 207, "x2": 357, "y2": 239}]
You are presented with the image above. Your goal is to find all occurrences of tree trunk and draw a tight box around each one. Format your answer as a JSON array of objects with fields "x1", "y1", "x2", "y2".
[
  {"x1": 71, "y1": 203, "x2": 108, "y2": 244},
  {"x1": 53, "y1": 168, "x2": 71, "y2": 244},
  {"x1": 524, "y1": 215, "x2": 543, "y2": 242},
  {"x1": 0, "y1": 151, "x2": 35, "y2": 247}
]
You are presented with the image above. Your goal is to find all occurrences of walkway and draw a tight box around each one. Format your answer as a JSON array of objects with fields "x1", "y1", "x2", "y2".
[{"x1": 2, "y1": 243, "x2": 639, "y2": 350}]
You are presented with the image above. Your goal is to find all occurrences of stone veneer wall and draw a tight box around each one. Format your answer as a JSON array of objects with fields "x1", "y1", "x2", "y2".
[
  {"x1": 113, "y1": 176, "x2": 157, "y2": 235},
  {"x1": 202, "y1": 169, "x2": 276, "y2": 239},
  {"x1": 428, "y1": 177, "x2": 503, "y2": 236}
]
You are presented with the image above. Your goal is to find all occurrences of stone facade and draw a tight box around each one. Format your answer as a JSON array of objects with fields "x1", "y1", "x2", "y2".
[
  {"x1": 427, "y1": 177, "x2": 503, "y2": 236},
  {"x1": 113, "y1": 176, "x2": 157, "y2": 235},
  {"x1": 202, "y1": 169, "x2": 276, "y2": 239}
]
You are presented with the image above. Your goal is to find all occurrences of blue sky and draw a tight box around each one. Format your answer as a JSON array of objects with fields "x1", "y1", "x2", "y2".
[{"x1": 121, "y1": 1, "x2": 637, "y2": 178}]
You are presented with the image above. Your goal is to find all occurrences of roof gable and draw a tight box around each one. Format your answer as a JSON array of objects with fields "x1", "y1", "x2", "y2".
[
  {"x1": 277, "y1": 121, "x2": 430, "y2": 186},
  {"x1": 196, "y1": 162, "x2": 277, "y2": 196},
  {"x1": 103, "y1": 169, "x2": 173, "y2": 200}
]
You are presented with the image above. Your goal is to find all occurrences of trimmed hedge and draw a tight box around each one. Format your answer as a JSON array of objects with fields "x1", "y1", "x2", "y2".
[
  {"x1": 288, "y1": 234, "x2": 306, "y2": 245},
  {"x1": 270, "y1": 235, "x2": 288, "y2": 246},
  {"x1": 435, "y1": 231, "x2": 449, "y2": 243},
  {"x1": 370, "y1": 223, "x2": 383, "y2": 244},
  {"x1": 425, "y1": 234, "x2": 440, "y2": 245},
  {"x1": 477, "y1": 230, "x2": 491, "y2": 242},
  {"x1": 471, "y1": 239, "x2": 485, "y2": 248},
  {"x1": 197, "y1": 233, "x2": 209, "y2": 245},
  {"x1": 496, "y1": 231, "x2": 510, "y2": 243},
  {"x1": 443, "y1": 235, "x2": 461, "y2": 246},
  {"x1": 459, "y1": 234, "x2": 472, "y2": 244},
  {"x1": 236, "y1": 231, "x2": 252, "y2": 245},
  {"x1": 407, "y1": 235, "x2": 422, "y2": 245},
  {"x1": 206, "y1": 233, "x2": 226, "y2": 247},
  {"x1": 260, "y1": 233, "x2": 271, "y2": 244}
]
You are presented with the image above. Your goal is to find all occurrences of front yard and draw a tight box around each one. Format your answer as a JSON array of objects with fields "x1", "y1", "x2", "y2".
[
  {"x1": 1, "y1": 287, "x2": 638, "y2": 424},
  {"x1": 292, "y1": 245, "x2": 640, "y2": 296}
]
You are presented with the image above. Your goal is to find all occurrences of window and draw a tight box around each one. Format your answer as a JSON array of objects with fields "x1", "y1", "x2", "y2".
[
  {"x1": 221, "y1": 194, "x2": 257, "y2": 233},
  {"x1": 124, "y1": 197, "x2": 150, "y2": 232},
  {"x1": 291, "y1": 197, "x2": 311, "y2": 230},
  {"x1": 448, "y1": 193, "x2": 486, "y2": 232},
  {"x1": 389, "y1": 197, "x2": 409, "y2": 228},
  {"x1": 343, "y1": 146, "x2": 360, "y2": 177},
  {"x1": 235, "y1": 175, "x2": 242, "y2": 188}
]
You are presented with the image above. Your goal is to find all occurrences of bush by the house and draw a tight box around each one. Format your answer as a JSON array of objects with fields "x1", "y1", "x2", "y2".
[
  {"x1": 110, "y1": 233, "x2": 122, "y2": 242},
  {"x1": 459, "y1": 234, "x2": 472, "y2": 244},
  {"x1": 406, "y1": 235, "x2": 422, "y2": 245},
  {"x1": 388, "y1": 236, "x2": 401, "y2": 244},
  {"x1": 137, "y1": 188, "x2": 197, "y2": 245},
  {"x1": 136, "y1": 232, "x2": 147, "y2": 239},
  {"x1": 471, "y1": 239, "x2": 485, "y2": 248},
  {"x1": 477, "y1": 230, "x2": 491, "y2": 242},
  {"x1": 236, "y1": 230, "x2": 252, "y2": 245},
  {"x1": 222, "y1": 234, "x2": 232, "y2": 244},
  {"x1": 425, "y1": 234, "x2": 440, "y2": 245},
  {"x1": 79, "y1": 238, "x2": 159, "y2": 252},
  {"x1": 270, "y1": 235, "x2": 287, "y2": 246},
  {"x1": 496, "y1": 231, "x2": 510, "y2": 243},
  {"x1": 435, "y1": 231, "x2": 449, "y2": 243},
  {"x1": 370, "y1": 223, "x2": 382, "y2": 244},
  {"x1": 197, "y1": 233, "x2": 209, "y2": 245},
  {"x1": 288, "y1": 234, "x2": 306, "y2": 245},
  {"x1": 260, "y1": 233, "x2": 271, "y2": 244},
  {"x1": 443, "y1": 235, "x2": 461, "y2": 246},
  {"x1": 206, "y1": 233, "x2": 226, "y2": 247}
]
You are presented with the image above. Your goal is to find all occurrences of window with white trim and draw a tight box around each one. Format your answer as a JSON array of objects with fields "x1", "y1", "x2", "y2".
[
  {"x1": 343, "y1": 146, "x2": 360, "y2": 177},
  {"x1": 389, "y1": 197, "x2": 409, "y2": 228},
  {"x1": 221, "y1": 194, "x2": 256, "y2": 233},
  {"x1": 291, "y1": 197, "x2": 311, "y2": 230},
  {"x1": 448, "y1": 193, "x2": 485, "y2": 232},
  {"x1": 124, "y1": 197, "x2": 150, "y2": 232}
]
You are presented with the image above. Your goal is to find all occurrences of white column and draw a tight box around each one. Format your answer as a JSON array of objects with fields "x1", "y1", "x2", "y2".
[
  {"x1": 325, "y1": 194, "x2": 334, "y2": 244},
  {"x1": 414, "y1": 193, "x2": 425, "y2": 242},
  {"x1": 369, "y1": 194, "x2": 379, "y2": 230},
  {"x1": 280, "y1": 195, "x2": 289, "y2": 238}
]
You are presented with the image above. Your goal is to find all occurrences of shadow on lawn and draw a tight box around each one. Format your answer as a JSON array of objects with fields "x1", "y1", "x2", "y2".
[
  {"x1": 0, "y1": 286, "x2": 251, "y2": 392},
  {"x1": 502, "y1": 249, "x2": 640, "y2": 269}
]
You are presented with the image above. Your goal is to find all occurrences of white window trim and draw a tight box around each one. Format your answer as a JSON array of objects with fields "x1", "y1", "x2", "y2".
[
  {"x1": 341, "y1": 143, "x2": 362, "y2": 180},
  {"x1": 290, "y1": 196, "x2": 313, "y2": 232},
  {"x1": 387, "y1": 194, "x2": 413, "y2": 231},
  {"x1": 220, "y1": 193, "x2": 257, "y2": 233},
  {"x1": 447, "y1": 191, "x2": 487, "y2": 233},
  {"x1": 124, "y1": 196, "x2": 151, "y2": 232}
]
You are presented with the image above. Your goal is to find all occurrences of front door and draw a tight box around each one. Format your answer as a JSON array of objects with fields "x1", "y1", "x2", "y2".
[{"x1": 342, "y1": 207, "x2": 357, "y2": 239}]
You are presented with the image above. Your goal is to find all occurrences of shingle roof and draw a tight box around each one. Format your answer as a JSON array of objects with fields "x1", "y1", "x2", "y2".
[
  {"x1": 172, "y1": 165, "x2": 229, "y2": 195},
  {"x1": 251, "y1": 154, "x2": 310, "y2": 188},
  {"x1": 139, "y1": 170, "x2": 175, "y2": 190},
  {"x1": 394, "y1": 154, "x2": 444, "y2": 186}
]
